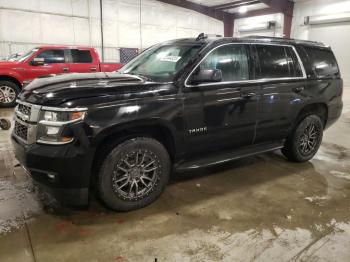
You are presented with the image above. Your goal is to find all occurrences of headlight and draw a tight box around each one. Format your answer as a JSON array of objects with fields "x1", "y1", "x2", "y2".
[
  {"x1": 37, "y1": 109, "x2": 86, "y2": 145},
  {"x1": 41, "y1": 111, "x2": 86, "y2": 123}
]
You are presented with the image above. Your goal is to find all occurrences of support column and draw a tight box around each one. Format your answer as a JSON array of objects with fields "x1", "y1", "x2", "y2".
[
  {"x1": 223, "y1": 14, "x2": 234, "y2": 37},
  {"x1": 283, "y1": 14, "x2": 293, "y2": 38}
]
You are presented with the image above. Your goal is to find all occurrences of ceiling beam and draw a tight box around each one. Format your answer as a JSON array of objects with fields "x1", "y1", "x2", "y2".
[
  {"x1": 259, "y1": 0, "x2": 294, "y2": 16},
  {"x1": 156, "y1": 0, "x2": 235, "y2": 37},
  {"x1": 212, "y1": 0, "x2": 260, "y2": 10},
  {"x1": 156, "y1": 0, "x2": 230, "y2": 21},
  {"x1": 233, "y1": 7, "x2": 276, "y2": 19},
  {"x1": 215, "y1": 1, "x2": 261, "y2": 11}
]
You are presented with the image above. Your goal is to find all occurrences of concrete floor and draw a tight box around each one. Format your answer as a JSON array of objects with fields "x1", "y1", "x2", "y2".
[{"x1": 0, "y1": 90, "x2": 350, "y2": 262}]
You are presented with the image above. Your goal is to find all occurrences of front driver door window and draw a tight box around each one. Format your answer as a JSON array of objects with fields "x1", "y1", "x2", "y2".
[
  {"x1": 199, "y1": 44, "x2": 250, "y2": 82},
  {"x1": 36, "y1": 49, "x2": 66, "y2": 64},
  {"x1": 27, "y1": 49, "x2": 68, "y2": 80}
]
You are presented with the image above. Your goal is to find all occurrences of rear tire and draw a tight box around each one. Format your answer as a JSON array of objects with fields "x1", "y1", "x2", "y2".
[
  {"x1": 97, "y1": 137, "x2": 171, "y2": 211},
  {"x1": 0, "y1": 81, "x2": 20, "y2": 108},
  {"x1": 282, "y1": 115, "x2": 323, "y2": 162}
]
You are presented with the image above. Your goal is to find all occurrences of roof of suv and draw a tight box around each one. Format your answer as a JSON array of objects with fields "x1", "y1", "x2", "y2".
[{"x1": 167, "y1": 34, "x2": 327, "y2": 49}]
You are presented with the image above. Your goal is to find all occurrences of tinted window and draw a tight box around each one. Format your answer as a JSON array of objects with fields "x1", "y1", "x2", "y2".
[
  {"x1": 199, "y1": 44, "x2": 249, "y2": 82},
  {"x1": 256, "y1": 45, "x2": 291, "y2": 78},
  {"x1": 71, "y1": 49, "x2": 93, "y2": 63},
  {"x1": 304, "y1": 47, "x2": 339, "y2": 78},
  {"x1": 36, "y1": 49, "x2": 65, "y2": 64},
  {"x1": 286, "y1": 47, "x2": 303, "y2": 77}
]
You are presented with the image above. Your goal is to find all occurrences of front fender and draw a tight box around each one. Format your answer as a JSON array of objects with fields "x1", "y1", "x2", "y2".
[
  {"x1": 0, "y1": 69, "x2": 25, "y2": 85},
  {"x1": 90, "y1": 118, "x2": 178, "y2": 147}
]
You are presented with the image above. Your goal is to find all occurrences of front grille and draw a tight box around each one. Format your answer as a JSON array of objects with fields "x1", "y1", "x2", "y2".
[
  {"x1": 14, "y1": 121, "x2": 28, "y2": 141},
  {"x1": 17, "y1": 103, "x2": 32, "y2": 116},
  {"x1": 14, "y1": 101, "x2": 42, "y2": 144}
]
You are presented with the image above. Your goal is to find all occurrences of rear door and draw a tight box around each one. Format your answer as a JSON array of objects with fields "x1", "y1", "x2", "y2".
[
  {"x1": 67, "y1": 48, "x2": 99, "y2": 73},
  {"x1": 253, "y1": 44, "x2": 307, "y2": 143},
  {"x1": 183, "y1": 43, "x2": 260, "y2": 156},
  {"x1": 25, "y1": 48, "x2": 69, "y2": 80}
]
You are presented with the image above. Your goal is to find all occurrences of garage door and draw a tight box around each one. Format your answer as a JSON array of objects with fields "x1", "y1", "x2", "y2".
[
  {"x1": 238, "y1": 30, "x2": 276, "y2": 38},
  {"x1": 309, "y1": 22, "x2": 350, "y2": 87}
]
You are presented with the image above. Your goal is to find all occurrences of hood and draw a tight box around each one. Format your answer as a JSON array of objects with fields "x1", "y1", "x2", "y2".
[
  {"x1": 0, "y1": 61, "x2": 21, "y2": 68},
  {"x1": 19, "y1": 72, "x2": 174, "y2": 106}
]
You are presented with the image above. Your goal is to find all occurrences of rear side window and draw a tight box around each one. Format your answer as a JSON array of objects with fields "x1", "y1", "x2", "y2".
[
  {"x1": 304, "y1": 47, "x2": 339, "y2": 78},
  {"x1": 286, "y1": 47, "x2": 303, "y2": 77},
  {"x1": 36, "y1": 49, "x2": 65, "y2": 64},
  {"x1": 71, "y1": 49, "x2": 93, "y2": 63},
  {"x1": 256, "y1": 45, "x2": 303, "y2": 79},
  {"x1": 200, "y1": 44, "x2": 250, "y2": 82}
]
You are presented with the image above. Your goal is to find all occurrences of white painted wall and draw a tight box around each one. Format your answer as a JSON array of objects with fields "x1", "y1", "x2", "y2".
[
  {"x1": 291, "y1": 0, "x2": 350, "y2": 39},
  {"x1": 233, "y1": 13, "x2": 284, "y2": 38},
  {"x1": 0, "y1": 0, "x2": 223, "y2": 62},
  {"x1": 291, "y1": 0, "x2": 350, "y2": 86}
]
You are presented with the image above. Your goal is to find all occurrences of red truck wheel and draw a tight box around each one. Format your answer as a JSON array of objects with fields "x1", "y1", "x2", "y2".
[{"x1": 0, "y1": 81, "x2": 20, "y2": 108}]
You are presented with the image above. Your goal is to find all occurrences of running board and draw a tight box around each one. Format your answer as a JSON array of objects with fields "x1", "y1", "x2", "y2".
[{"x1": 175, "y1": 141, "x2": 284, "y2": 172}]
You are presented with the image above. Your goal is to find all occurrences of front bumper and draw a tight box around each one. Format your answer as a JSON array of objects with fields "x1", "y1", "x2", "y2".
[{"x1": 11, "y1": 134, "x2": 93, "y2": 206}]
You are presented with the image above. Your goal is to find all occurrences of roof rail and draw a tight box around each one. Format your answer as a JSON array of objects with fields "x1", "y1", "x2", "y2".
[
  {"x1": 242, "y1": 35, "x2": 325, "y2": 47},
  {"x1": 196, "y1": 33, "x2": 222, "y2": 41}
]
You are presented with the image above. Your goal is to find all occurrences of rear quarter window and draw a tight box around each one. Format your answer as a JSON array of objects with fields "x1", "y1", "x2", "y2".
[{"x1": 304, "y1": 47, "x2": 340, "y2": 78}]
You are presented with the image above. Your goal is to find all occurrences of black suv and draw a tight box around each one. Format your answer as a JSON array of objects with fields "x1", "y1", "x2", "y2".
[{"x1": 12, "y1": 35, "x2": 343, "y2": 211}]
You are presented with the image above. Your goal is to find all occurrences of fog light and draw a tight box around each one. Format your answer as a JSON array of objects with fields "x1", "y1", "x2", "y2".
[{"x1": 47, "y1": 126, "x2": 60, "y2": 135}]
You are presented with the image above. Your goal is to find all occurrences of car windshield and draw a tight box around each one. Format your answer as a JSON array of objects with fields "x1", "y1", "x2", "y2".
[
  {"x1": 120, "y1": 44, "x2": 203, "y2": 82},
  {"x1": 15, "y1": 48, "x2": 40, "y2": 62}
]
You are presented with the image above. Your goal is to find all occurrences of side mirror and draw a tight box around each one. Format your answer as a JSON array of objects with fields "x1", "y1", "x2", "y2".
[
  {"x1": 191, "y1": 69, "x2": 222, "y2": 84},
  {"x1": 31, "y1": 57, "x2": 45, "y2": 66}
]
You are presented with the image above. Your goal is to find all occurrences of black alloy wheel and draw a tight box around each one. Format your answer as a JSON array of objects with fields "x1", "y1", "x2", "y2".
[
  {"x1": 97, "y1": 137, "x2": 170, "y2": 211},
  {"x1": 112, "y1": 149, "x2": 160, "y2": 201},
  {"x1": 282, "y1": 115, "x2": 324, "y2": 162},
  {"x1": 298, "y1": 123, "x2": 320, "y2": 156}
]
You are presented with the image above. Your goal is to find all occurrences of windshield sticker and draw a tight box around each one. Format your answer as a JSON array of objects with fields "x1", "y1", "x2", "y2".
[{"x1": 160, "y1": 56, "x2": 181, "y2": 62}]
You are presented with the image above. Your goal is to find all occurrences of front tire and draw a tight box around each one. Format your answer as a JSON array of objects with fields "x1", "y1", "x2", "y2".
[
  {"x1": 97, "y1": 137, "x2": 171, "y2": 211},
  {"x1": 0, "y1": 81, "x2": 20, "y2": 107},
  {"x1": 282, "y1": 115, "x2": 323, "y2": 162}
]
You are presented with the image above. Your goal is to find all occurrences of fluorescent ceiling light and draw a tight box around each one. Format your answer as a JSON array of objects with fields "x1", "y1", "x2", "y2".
[{"x1": 239, "y1": 6, "x2": 248, "y2": 13}]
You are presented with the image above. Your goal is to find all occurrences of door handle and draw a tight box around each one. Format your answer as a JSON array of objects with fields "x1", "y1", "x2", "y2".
[
  {"x1": 241, "y1": 92, "x2": 256, "y2": 99},
  {"x1": 293, "y1": 86, "x2": 304, "y2": 93},
  {"x1": 90, "y1": 67, "x2": 97, "y2": 72},
  {"x1": 62, "y1": 67, "x2": 69, "y2": 72}
]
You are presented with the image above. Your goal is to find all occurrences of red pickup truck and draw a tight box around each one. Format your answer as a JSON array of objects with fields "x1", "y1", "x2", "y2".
[{"x1": 0, "y1": 46, "x2": 123, "y2": 107}]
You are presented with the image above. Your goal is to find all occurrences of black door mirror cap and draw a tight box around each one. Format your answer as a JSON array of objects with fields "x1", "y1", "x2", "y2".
[{"x1": 191, "y1": 69, "x2": 222, "y2": 84}]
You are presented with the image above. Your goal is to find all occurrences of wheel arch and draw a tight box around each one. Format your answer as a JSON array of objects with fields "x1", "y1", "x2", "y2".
[
  {"x1": 0, "y1": 75, "x2": 22, "y2": 89},
  {"x1": 295, "y1": 102, "x2": 328, "y2": 128},
  {"x1": 90, "y1": 119, "x2": 177, "y2": 185}
]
